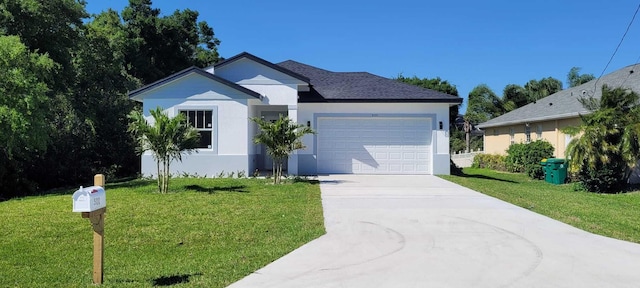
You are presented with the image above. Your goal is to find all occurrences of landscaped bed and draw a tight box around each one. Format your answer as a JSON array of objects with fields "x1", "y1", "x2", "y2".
[
  {"x1": 440, "y1": 167, "x2": 640, "y2": 244},
  {"x1": 0, "y1": 178, "x2": 325, "y2": 287}
]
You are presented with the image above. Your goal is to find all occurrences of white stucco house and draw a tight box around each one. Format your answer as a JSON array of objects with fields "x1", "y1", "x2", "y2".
[{"x1": 129, "y1": 52, "x2": 462, "y2": 176}]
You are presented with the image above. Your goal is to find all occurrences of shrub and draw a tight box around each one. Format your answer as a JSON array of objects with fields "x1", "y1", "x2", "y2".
[
  {"x1": 472, "y1": 154, "x2": 507, "y2": 171},
  {"x1": 576, "y1": 157, "x2": 628, "y2": 193},
  {"x1": 505, "y1": 140, "x2": 554, "y2": 178},
  {"x1": 525, "y1": 163, "x2": 544, "y2": 180}
]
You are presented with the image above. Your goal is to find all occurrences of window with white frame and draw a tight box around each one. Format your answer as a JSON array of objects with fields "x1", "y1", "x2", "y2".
[
  {"x1": 525, "y1": 125, "x2": 531, "y2": 143},
  {"x1": 180, "y1": 110, "x2": 213, "y2": 149},
  {"x1": 536, "y1": 124, "x2": 543, "y2": 139},
  {"x1": 509, "y1": 128, "x2": 515, "y2": 145}
]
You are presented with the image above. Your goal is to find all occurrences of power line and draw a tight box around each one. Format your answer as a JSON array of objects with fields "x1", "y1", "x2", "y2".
[{"x1": 593, "y1": 3, "x2": 640, "y2": 94}]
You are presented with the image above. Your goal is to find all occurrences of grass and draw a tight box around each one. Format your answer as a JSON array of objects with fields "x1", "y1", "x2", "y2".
[
  {"x1": 440, "y1": 167, "x2": 640, "y2": 244},
  {"x1": 0, "y1": 178, "x2": 325, "y2": 287}
]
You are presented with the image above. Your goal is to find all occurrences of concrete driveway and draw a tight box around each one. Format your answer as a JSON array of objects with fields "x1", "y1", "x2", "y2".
[{"x1": 229, "y1": 175, "x2": 640, "y2": 288}]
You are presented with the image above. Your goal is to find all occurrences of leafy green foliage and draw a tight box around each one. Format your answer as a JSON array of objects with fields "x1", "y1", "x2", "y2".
[
  {"x1": 251, "y1": 115, "x2": 315, "y2": 184},
  {"x1": 0, "y1": 0, "x2": 221, "y2": 195},
  {"x1": 122, "y1": 0, "x2": 221, "y2": 83},
  {"x1": 0, "y1": 36, "x2": 55, "y2": 199},
  {"x1": 128, "y1": 107, "x2": 200, "y2": 193},
  {"x1": 465, "y1": 84, "x2": 503, "y2": 125},
  {"x1": 0, "y1": 177, "x2": 325, "y2": 286},
  {"x1": 0, "y1": 36, "x2": 54, "y2": 158},
  {"x1": 567, "y1": 67, "x2": 595, "y2": 88},
  {"x1": 505, "y1": 140, "x2": 554, "y2": 178},
  {"x1": 564, "y1": 85, "x2": 640, "y2": 192},
  {"x1": 472, "y1": 154, "x2": 507, "y2": 171},
  {"x1": 524, "y1": 77, "x2": 563, "y2": 103}
]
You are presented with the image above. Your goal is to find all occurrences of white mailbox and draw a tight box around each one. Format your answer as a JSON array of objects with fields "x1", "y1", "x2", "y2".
[{"x1": 72, "y1": 186, "x2": 106, "y2": 212}]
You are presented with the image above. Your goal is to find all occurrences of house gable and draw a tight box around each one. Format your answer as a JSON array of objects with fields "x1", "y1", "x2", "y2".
[
  {"x1": 214, "y1": 53, "x2": 309, "y2": 105},
  {"x1": 129, "y1": 67, "x2": 261, "y2": 102}
]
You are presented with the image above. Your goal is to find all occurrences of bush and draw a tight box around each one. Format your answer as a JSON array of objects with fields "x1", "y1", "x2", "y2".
[
  {"x1": 505, "y1": 140, "x2": 554, "y2": 178},
  {"x1": 576, "y1": 157, "x2": 628, "y2": 193},
  {"x1": 472, "y1": 154, "x2": 507, "y2": 171},
  {"x1": 526, "y1": 163, "x2": 544, "y2": 180}
]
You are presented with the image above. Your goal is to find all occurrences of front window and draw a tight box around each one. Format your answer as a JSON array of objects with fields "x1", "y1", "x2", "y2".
[
  {"x1": 180, "y1": 110, "x2": 213, "y2": 149},
  {"x1": 536, "y1": 124, "x2": 543, "y2": 139},
  {"x1": 509, "y1": 128, "x2": 515, "y2": 145},
  {"x1": 525, "y1": 125, "x2": 531, "y2": 143}
]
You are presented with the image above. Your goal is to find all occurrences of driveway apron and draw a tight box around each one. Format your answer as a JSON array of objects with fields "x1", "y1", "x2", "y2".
[{"x1": 228, "y1": 175, "x2": 640, "y2": 288}]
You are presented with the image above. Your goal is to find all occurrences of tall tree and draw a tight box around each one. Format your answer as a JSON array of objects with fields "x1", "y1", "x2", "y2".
[
  {"x1": 128, "y1": 108, "x2": 200, "y2": 193},
  {"x1": 502, "y1": 84, "x2": 528, "y2": 109},
  {"x1": 122, "y1": 0, "x2": 221, "y2": 84},
  {"x1": 564, "y1": 85, "x2": 640, "y2": 192},
  {"x1": 0, "y1": 36, "x2": 54, "y2": 198},
  {"x1": 567, "y1": 67, "x2": 595, "y2": 87},
  {"x1": 0, "y1": 0, "x2": 88, "y2": 91},
  {"x1": 466, "y1": 84, "x2": 504, "y2": 125},
  {"x1": 524, "y1": 77, "x2": 563, "y2": 102}
]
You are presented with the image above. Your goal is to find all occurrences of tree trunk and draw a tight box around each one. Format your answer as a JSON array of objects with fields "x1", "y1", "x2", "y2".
[
  {"x1": 164, "y1": 157, "x2": 170, "y2": 193},
  {"x1": 156, "y1": 160, "x2": 161, "y2": 193}
]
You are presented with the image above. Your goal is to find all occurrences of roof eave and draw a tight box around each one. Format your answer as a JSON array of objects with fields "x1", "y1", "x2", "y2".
[
  {"x1": 477, "y1": 111, "x2": 588, "y2": 129},
  {"x1": 299, "y1": 98, "x2": 462, "y2": 103}
]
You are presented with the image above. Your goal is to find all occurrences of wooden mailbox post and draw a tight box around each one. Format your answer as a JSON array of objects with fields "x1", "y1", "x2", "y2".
[{"x1": 73, "y1": 174, "x2": 106, "y2": 285}]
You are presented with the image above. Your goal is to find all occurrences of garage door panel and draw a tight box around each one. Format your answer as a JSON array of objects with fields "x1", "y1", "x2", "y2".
[{"x1": 317, "y1": 117, "x2": 432, "y2": 174}]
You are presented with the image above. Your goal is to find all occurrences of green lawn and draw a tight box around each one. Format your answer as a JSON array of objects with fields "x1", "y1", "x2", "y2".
[
  {"x1": 0, "y1": 178, "x2": 325, "y2": 287},
  {"x1": 440, "y1": 168, "x2": 640, "y2": 243}
]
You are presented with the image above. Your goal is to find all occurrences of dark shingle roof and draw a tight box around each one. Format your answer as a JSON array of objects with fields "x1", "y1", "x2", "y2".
[
  {"x1": 477, "y1": 63, "x2": 640, "y2": 128},
  {"x1": 277, "y1": 60, "x2": 462, "y2": 103},
  {"x1": 128, "y1": 66, "x2": 261, "y2": 100},
  {"x1": 215, "y1": 52, "x2": 310, "y2": 83}
]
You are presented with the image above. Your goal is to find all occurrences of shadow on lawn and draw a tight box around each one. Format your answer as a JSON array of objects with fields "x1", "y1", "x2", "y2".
[
  {"x1": 185, "y1": 184, "x2": 248, "y2": 194},
  {"x1": 455, "y1": 173, "x2": 519, "y2": 184},
  {"x1": 152, "y1": 273, "x2": 202, "y2": 286}
]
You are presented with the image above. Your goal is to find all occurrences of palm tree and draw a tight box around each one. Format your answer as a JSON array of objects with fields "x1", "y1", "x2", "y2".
[
  {"x1": 564, "y1": 85, "x2": 640, "y2": 192},
  {"x1": 128, "y1": 107, "x2": 200, "y2": 193},
  {"x1": 251, "y1": 115, "x2": 315, "y2": 184}
]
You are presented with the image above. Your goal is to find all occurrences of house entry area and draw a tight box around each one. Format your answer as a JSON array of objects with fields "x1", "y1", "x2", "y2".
[
  {"x1": 259, "y1": 111, "x2": 288, "y2": 171},
  {"x1": 316, "y1": 117, "x2": 433, "y2": 174}
]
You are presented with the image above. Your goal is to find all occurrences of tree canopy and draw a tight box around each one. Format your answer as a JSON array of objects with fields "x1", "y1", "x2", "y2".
[
  {"x1": 0, "y1": 0, "x2": 221, "y2": 198},
  {"x1": 567, "y1": 67, "x2": 595, "y2": 88}
]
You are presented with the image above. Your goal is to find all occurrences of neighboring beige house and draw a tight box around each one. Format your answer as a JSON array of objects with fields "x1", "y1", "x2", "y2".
[{"x1": 477, "y1": 63, "x2": 640, "y2": 158}]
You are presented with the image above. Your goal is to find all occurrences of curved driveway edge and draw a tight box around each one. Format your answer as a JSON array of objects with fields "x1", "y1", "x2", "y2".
[{"x1": 228, "y1": 175, "x2": 640, "y2": 288}]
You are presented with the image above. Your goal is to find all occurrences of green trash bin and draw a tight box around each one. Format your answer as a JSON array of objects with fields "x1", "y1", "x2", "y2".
[
  {"x1": 545, "y1": 158, "x2": 567, "y2": 184},
  {"x1": 540, "y1": 159, "x2": 550, "y2": 182}
]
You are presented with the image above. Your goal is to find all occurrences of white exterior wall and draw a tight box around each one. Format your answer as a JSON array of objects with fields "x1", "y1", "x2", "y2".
[
  {"x1": 298, "y1": 102, "x2": 452, "y2": 175},
  {"x1": 137, "y1": 74, "x2": 260, "y2": 177},
  {"x1": 215, "y1": 58, "x2": 303, "y2": 106}
]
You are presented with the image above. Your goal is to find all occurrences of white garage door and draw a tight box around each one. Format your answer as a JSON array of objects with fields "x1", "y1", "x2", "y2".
[{"x1": 317, "y1": 117, "x2": 432, "y2": 174}]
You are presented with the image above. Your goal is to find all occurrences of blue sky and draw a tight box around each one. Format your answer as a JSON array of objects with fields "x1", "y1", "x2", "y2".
[{"x1": 86, "y1": 0, "x2": 640, "y2": 112}]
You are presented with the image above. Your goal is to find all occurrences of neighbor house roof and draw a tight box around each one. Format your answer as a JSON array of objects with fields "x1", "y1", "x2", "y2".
[
  {"x1": 477, "y1": 63, "x2": 640, "y2": 129},
  {"x1": 215, "y1": 52, "x2": 310, "y2": 83},
  {"x1": 128, "y1": 66, "x2": 262, "y2": 101},
  {"x1": 277, "y1": 60, "x2": 463, "y2": 103}
]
